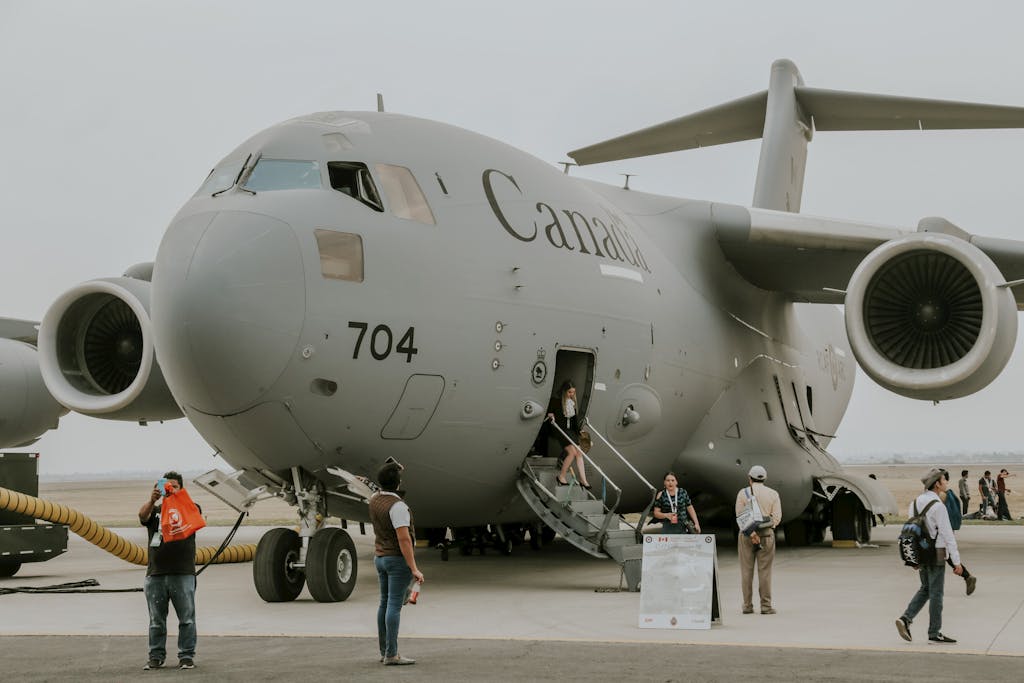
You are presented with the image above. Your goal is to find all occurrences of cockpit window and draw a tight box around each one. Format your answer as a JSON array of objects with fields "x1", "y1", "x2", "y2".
[
  {"x1": 315, "y1": 229, "x2": 363, "y2": 282},
  {"x1": 196, "y1": 158, "x2": 246, "y2": 196},
  {"x1": 243, "y1": 159, "x2": 322, "y2": 191},
  {"x1": 328, "y1": 162, "x2": 383, "y2": 212},
  {"x1": 375, "y1": 164, "x2": 436, "y2": 225}
]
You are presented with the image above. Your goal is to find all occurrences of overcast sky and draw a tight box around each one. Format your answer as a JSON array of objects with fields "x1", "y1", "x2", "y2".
[{"x1": 3, "y1": 2, "x2": 1024, "y2": 475}]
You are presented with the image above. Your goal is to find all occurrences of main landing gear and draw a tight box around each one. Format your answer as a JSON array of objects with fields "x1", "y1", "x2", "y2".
[
  {"x1": 831, "y1": 491, "x2": 873, "y2": 544},
  {"x1": 426, "y1": 522, "x2": 553, "y2": 560},
  {"x1": 784, "y1": 490, "x2": 872, "y2": 546},
  {"x1": 253, "y1": 469, "x2": 359, "y2": 603}
]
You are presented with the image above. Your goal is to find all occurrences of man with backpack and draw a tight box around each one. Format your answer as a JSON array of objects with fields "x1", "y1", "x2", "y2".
[
  {"x1": 895, "y1": 468, "x2": 963, "y2": 644},
  {"x1": 735, "y1": 465, "x2": 781, "y2": 615}
]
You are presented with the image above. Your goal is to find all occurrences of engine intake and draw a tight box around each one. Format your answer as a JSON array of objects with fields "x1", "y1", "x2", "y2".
[
  {"x1": 37, "y1": 278, "x2": 182, "y2": 420},
  {"x1": 845, "y1": 233, "x2": 1017, "y2": 401}
]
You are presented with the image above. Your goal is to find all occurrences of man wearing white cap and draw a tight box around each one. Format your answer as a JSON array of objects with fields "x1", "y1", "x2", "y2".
[
  {"x1": 895, "y1": 468, "x2": 962, "y2": 644},
  {"x1": 735, "y1": 465, "x2": 782, "y2": 615}
]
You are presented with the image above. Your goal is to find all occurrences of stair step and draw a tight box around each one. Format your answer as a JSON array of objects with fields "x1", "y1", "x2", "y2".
[
  {"x1": 553, "y1": 484, "x2": 590, "y2": 503},
  {"x1": 603, "y1": 528, "x2": 639, "y2": 547},
  {"x1": 569, "y1": 500, "x2": 606, "y2": 515},
  {"x1": 606, "y1": 542, "x2": 643, "y2": 564},
  {"x1": 583, "y1": 513, "x2": 609, "y2": 529}
]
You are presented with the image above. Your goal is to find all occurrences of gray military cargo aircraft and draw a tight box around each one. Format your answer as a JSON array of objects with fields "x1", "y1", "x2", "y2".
[{"x1": 4, "y1": 60, "x2": 1024, "y2": 601}]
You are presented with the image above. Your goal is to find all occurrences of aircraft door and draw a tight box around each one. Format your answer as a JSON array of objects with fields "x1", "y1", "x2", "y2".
[
  {"x1": 381, "y1": 374, "x2": 445, "y2": 439},
  {"x1": 533, "y1": 348, "x2": 594, "y2": 457}
]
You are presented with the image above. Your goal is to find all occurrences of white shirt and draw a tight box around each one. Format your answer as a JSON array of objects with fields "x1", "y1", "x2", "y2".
[
  {"x1": 734, "y1": 482, "x2": 782, "y2": 529},
  {"x1": 564, "y1": 398, "x2": 576, "y2": 419},
  {"x1": 378, "y1": 491, "x2": 411, "y2": 529},
  {"x1": 910, "y1": 490, "x2": 960, "y2": 566}
]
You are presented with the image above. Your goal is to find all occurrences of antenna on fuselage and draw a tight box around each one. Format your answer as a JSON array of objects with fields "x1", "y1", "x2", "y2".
[
  {"x1": 558, "y1": 161, "x2": 577, "y2": 175},
  {"x1": 377, "y1": 93, "x2": 385, "y2": 113},
  {"x1": 620, "y1": 173, "x2": 635, "y2": 190}
]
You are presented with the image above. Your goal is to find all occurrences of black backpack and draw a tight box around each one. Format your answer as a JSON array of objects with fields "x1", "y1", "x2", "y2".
[{"x1": 898, "y1": 499, "x2": 939, "y2": 568}]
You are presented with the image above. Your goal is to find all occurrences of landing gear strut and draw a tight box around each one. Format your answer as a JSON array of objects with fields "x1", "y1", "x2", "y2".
[{"x1": 253, "y1": 468, "x2": 359, "y2": 603}]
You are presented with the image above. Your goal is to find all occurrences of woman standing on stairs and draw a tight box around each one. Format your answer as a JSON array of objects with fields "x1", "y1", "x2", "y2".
[
  {"x1": 653, "y1": 472, "x2": 701, "y2": 534},
  {"x1": 547, "y1": 380, "x2": 591, "y2": 489}
]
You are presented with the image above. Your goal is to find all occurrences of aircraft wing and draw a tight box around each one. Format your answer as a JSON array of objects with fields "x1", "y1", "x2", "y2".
[
  {"x1": 712, "y1": 205, "x2": 1024, "y2": 308},
  {"x1": 0, "y1": 317, "x2": 40, "y2": 345}
]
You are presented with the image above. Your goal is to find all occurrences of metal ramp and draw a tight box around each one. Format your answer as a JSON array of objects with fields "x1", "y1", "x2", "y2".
[{"x1": 516, "y1": 421, "x2": 656, "y2": 591}]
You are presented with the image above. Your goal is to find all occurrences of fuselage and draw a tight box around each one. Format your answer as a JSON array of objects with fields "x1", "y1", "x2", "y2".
[{"x1": 150, "y1": 111, "x2": 855, "y2": 527}]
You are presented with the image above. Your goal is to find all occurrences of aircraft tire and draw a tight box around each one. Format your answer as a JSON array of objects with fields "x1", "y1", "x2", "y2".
[
  {"x1": 783, "y1": 520, "x2": 809, "y2": 547},
  {"x1": 253, "y1": 528, "x2": 305, "y2": 602},
  {"x1": 529, "y1": 524, "x2": 543, "y2": 550},
  {"x1": 854, "y1": 508, "x2": 872, "y2": 544},
  {"x1": 0, "y1": 561, "x2": 20, "y2": 577},
  {"x1": 305, "y1": 527, "x2": 358, "y2": 603}
]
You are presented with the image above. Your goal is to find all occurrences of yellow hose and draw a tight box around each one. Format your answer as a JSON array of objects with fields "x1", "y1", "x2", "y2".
[{"x1": 0, "y1": 485, "x2": 255, "y2": 566}]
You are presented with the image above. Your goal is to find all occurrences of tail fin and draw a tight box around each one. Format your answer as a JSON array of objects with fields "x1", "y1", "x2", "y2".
[
  {"x1": 753, "y1": 59, "x2": 808, "y2": 212},
  {"x1": 568, "y1": 59, "x2": 1024, "y2": 213}
]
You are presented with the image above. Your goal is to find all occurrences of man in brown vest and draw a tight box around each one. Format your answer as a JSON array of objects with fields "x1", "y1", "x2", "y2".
[{"x1": 369, "y1": 459, "x2": 424, "y2": 665}]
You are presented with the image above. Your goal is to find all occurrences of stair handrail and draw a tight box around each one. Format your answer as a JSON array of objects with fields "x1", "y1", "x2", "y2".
[
  {"x1": 545, "y1": 417, "x2": 622, "y2": 516},
  {"x1": 583, "y1": 418, "x2": 659, "y2": 540}
]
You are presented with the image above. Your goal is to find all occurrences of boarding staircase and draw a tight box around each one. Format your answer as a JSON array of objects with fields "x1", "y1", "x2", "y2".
[{"x1": 516, "y1": 419, "x2": 657, "y2": 591}]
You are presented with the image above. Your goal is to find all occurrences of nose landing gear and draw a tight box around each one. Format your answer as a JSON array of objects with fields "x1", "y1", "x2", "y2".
[{"x1": 253, "y1": 468, "x2": 359, "y2": 603}]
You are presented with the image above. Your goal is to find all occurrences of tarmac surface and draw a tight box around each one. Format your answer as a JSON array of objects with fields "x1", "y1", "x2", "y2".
[{"x1": 2, "y1": 522, "x2": 1023, "y2": 681}]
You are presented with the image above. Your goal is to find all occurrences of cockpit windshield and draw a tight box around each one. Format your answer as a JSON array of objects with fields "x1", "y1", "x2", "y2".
[
  {"x1": 243, "y1": 159, "x2": 322, "y2": 191},
  {"x1": 195, "y1": 158, "x2": 246, "y2": 196}
]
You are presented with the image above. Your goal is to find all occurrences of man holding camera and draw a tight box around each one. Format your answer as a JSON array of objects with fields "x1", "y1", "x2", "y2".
[
  {"x1": 735, "y1": 465, "x2": 782, "y2": 615},
  {"x1": 138, "y1": 471, "x2": 198, "y2": 671}
]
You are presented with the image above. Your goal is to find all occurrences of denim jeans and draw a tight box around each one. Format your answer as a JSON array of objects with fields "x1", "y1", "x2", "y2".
[
  {"x1": 375, "y1": 555, "x2": 412, "y2": 658},
  {"x1": 901, "y1": 562, "x2": 945, "y2": 638},
  {"x1": 145, "y1": 574, "x2": 197, "y2": 661}
]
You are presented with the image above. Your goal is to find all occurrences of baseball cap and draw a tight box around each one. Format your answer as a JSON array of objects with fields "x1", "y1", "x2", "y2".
[
  {"x1": 748, "y1": 465, "x2": 767, "y2": 481},
  {"x1": 921, "y1": 468, "x2": 945, "y2": 489}
]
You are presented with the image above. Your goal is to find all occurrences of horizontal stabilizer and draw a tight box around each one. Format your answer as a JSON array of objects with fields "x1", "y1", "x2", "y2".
[
  {"x1": 569, "y1": 83, "x2": 1024, "y2": 167},
  {"x1": 795, "y1": 87, "x2": 1024, "y2": 131},
  {"x1": 569, "y1": 91, "x2": 767, "y2": 165}
]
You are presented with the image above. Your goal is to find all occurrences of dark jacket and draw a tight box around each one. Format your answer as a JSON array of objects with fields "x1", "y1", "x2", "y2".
[{"x1": 547, "y1": 395, "x2": 580, "y2": 448}]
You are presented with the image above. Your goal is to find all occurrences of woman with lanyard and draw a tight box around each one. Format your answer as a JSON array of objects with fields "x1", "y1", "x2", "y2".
[{"x1": 652, "y1": 472, "x2": 701, "y2": 534}]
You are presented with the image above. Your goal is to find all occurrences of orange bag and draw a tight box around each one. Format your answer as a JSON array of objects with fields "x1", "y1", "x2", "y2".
[{"x1": 160, "y1": 488, "x2": 206, "y2": 542}]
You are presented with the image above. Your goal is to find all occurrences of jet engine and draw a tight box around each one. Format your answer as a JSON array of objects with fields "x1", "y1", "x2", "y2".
[
  {"x1": 844, "y1": 233, "x2": 1018, "y2": 401},
  {"x1": 37, "y1": 277, "x2": 182, "y2": 421},
  {"x1": 0, "y1": 338, "x2": 68, "y2": 447}
]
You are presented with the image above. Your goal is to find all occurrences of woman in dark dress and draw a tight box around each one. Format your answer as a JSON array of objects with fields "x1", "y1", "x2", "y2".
[
  {"x1": 652, "y1": 472, "x2": 701, "y2": 534},
  {"x1": 547, "y1": 380, "x2": 591, "y2": 489}
]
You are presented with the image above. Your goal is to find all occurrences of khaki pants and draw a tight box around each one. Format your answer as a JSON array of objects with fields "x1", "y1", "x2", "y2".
[{"x1": 738, "y1": 529, "x2": 775, "y2": 611}]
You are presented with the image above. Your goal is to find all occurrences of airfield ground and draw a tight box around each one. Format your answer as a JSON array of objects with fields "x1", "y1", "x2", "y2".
[{"x1": 2, "y1": 466, "x2": 1021, "y2": 681}]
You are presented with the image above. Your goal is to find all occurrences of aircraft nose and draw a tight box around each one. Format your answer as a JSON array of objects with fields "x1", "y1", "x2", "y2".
[{"x1": 153, "y1": 211, "x2": 306, "y2": 415}]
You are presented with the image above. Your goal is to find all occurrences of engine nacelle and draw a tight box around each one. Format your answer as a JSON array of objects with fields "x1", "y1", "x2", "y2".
[
  {"x1": 37, "y1": 277, "x2": 183, "y2": 421},
  {"x1": 0, "y1": 338, "x2": 68, "y2": 447},
  {"x1": 845, "y1": 233, "x2": 1018, "y2": 401}
]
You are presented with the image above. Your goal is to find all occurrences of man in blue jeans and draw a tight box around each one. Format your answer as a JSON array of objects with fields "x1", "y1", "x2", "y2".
[
  {"x1": 138, "y1": 471, "x2": 198, "y2": 670},
  {"x1": 369, "y1": 459, "x2": 424, "y2": 665},
  {"x1": 895, "y1": 468, "x2": 963, "y2": 644}
]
